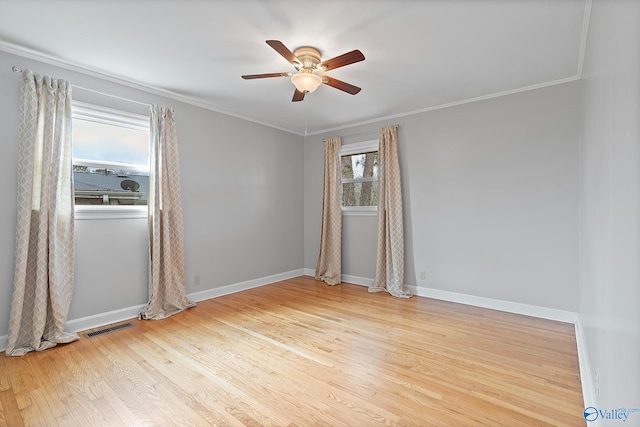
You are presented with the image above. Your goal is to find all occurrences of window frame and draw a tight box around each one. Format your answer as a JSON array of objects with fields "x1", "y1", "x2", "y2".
[
  {"x1": 340, "y1": 139, "x2": 379, "y2": 216},
  {"x1": 72, "y1": 101, "x2": 150, "y2": 220}
]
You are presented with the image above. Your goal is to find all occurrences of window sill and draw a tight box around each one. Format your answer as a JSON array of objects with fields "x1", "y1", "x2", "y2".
[
  {"x1": 342, "y1": 207, "x2": 377, "y2": 216},
  {"x1": 75, "y1": 205, "x2": 147, "y2": 220}
]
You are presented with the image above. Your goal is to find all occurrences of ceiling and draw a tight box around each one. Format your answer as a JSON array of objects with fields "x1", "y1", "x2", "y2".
[{"x1": 0, "y1": 0, "x2": 589, "y2": 136}]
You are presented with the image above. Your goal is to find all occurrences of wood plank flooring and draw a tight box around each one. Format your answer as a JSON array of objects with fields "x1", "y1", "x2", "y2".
[{"x1": 0, "y1": 276, "x2": 585, "y2": 426}]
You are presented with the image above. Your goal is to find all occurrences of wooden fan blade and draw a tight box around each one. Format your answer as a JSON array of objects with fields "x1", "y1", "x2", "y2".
[
  {"x1": 292, "y1": 89, "x2": 305, "y2": 102},
  {"x1": 323, "y1": 76, "x2": 361, "y2": 95},
  {"x1": 266, "y1": 40, "x2": 299, "y2": 65},
  {"x1": 242, "y1": 72, "x2": 290, "y2": 79},
  {"x1": 319, "y1": 50, "x2": 365, "y2": 71}
]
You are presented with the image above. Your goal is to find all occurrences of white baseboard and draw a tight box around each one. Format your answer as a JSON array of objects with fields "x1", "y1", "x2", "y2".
[
  {"x1": 303, "y1": 269, "x2": 374, "y2": 288},
  {"x1": 187, "y1": 268, "x2": 304, "y2": 302},
  {"x1": 0, "y1": 305, "x2": 148, "y2": 353},
  {"x1": 411, "y1": 286, "x2": 578, "y2": 324},
  {"x1": 1, "y1": 268, "x2": 305, "y2": 353},
  {"x1": 66, "y1": 304, "x2": 147, "y2": 334},
  {"x1": 575, "y1": 317, "x2": 598, "y2": 419},
  {"x1": 310, "y1": 272, "x2": 579, "y2": 324},
  {"x1": 341, "y1": 274, "x2": 373, "y2": 287}
]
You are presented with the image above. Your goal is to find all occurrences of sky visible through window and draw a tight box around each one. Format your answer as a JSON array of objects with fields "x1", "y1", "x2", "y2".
[{"x1": 72, "y1": 119, "x2": 149, "y2": 166}]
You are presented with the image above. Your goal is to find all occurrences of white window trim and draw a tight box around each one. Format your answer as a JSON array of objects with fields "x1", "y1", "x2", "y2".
[
  {"x1": 342, "y1": 206, "x2": 378, "y2": 216},
  {"x1": 73, "y1": 101, "x2": 149, "y2": 131},
  {"x1": 340, "y1": 139, "x2": 379, "y2": 216},
  {"x1": 74, "y1": 205, "x2": 147, "y2": 220},
  {"x1": 340, "y1": 140, "x2": 378, "y2": 156},
  {"x1": 72, "y1": 101, "x2": 150, "y2": 220}
]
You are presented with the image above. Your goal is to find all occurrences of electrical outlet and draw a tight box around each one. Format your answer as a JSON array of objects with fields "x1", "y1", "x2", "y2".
[
  {"x1": 419, "y1": 270, "x2": 426, "y2": 281},
  {"x1": 194, "y1": 275, "x2": 201, "y2": 286}
]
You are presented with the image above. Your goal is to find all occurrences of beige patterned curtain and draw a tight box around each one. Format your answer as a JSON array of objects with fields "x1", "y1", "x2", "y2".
[
  {"x1": 369, "y1": 126, "x2": 412, "y2": 298},
  {"x1": 139, "y1": 106, "x2": 194, "y2": 320},
  {"x1": 6, "y1": 70, "x2": 79, "y2": 356},
  {"x1": 315, "y1": 136, "x2": 342, "y2": 285}
]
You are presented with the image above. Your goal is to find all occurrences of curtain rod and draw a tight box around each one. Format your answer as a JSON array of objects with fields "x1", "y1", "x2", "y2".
[{"x1": 12, "y1": 65, "x2": 150, "y2": 108}]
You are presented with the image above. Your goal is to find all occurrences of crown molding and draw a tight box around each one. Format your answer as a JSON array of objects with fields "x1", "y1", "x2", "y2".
[
  {"x1": 306, "y1": 75, "x2": 582, "y2": 136},
  {"x1": 0, "y1": 40, "x2": 302, "y2": 136},
  {"x1": 577, "y1": 0, "x2": 593, "y2": 78}
]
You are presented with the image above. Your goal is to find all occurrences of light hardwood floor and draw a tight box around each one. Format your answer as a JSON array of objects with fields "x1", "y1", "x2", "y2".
[{"x1": 0, "y1": 276, "x2": 585, "y2": 426}]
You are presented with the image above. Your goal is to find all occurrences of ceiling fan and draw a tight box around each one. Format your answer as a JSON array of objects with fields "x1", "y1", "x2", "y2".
[{"x1": 242, "y1": 40, "x2": 365, "y2": 102}]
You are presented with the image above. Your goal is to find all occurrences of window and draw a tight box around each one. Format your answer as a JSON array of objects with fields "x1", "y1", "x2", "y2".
[
  {"x1": 340, "y1": 140, "x2": 378, "y2": 215},
  {"x1": 72, "y1": 102, "x2": 150, "y2": 218}
]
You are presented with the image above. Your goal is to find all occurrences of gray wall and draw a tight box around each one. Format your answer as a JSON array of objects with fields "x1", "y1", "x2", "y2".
[
  {"x1": 580, "y1": 0, "x2": 640, "y2": 409},
  {"x1": 305, "y1": 82, "x2": 581, "y2": 311},
  {"x1": 0, "y1": 49, "x2": 304, "y2": 338}
]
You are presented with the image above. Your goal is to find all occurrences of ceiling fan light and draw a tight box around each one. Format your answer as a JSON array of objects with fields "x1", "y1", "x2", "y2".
[{"x1": 291, "y1": 71, "x2": 322, "y2": 93}]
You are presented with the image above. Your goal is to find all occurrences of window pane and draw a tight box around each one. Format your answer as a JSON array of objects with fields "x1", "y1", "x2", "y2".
[
  {"x1": 72, "y1": 116, "x2": 150, "y2": 206},
  {"x1": 341, "y1": 150, "x2": 378, "y2": 208},
  {"x1": 74, "y1": 168, "x2": 149, "y2": 205},
  {"x1": 341, "y1": 151, "x2": 378, "y2": 180},
  {"x1": 73, "y1": 118, "x2": 149, "y2": 166},
  {"x1": 342, "y1": 181, "x2": 378, "y2": 207}
]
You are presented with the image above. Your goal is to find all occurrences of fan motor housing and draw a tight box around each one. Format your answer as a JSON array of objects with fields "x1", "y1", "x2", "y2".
[{"x1": 294, "y1": 47, "x2": 321, "y2": 69}]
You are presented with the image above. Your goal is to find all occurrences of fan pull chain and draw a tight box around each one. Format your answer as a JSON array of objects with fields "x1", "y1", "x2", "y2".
[{"x1": 304, "y1": 99, "x2": 309, "y2": 137}]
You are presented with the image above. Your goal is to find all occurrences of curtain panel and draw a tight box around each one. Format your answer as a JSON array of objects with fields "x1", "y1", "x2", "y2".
[
  {"x1": 140, "y1": 105, "x2": 194, "y2": 320},
  {"x1": 369, "y1": 126, "x2": 412, "y2": 298},
  {"x1": 6, "y1": 70, "x2": 78, "y2": 356},
  {"x1": 315, "y1": 136, "x2": 342, "y2": 286}
]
